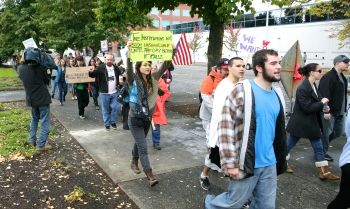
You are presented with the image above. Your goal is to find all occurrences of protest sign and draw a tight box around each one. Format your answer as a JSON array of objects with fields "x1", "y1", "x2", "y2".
[
  {"x1": 130, "y1": 31, "x2": 173, "y2": 61},
  {"x1": 65, "y1": 66, "x2": 95, "y2": 83},
  {"x1": 101, "y1": 40, "x2": 108, "y2": 52},
  {"x1": 22, "y1": 38, "x2": 38, "y2": 49}
]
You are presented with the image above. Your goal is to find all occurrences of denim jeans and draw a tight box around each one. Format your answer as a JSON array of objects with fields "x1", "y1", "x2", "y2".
[
  {"x1": 99, "y1": 93, "x2": 120, "y2": 126},
  {"x1": 151, "y1": 124, "x2": 160, "y2": 145},
  {"x1": 57, "y1": 82, "x2": 67, "y2": 103},
  {"x1": 287, "y1": 134, "x2": 325, "y2": 162},
  {"x1": 91, "y1": 84, "x2": 99, "y2": 106},
  {"x1": 129, "y1": 117, "x2": 152, "y2": 171},
  {"x1": 29, "y1": 105, "x2": 50, "y2": 148},
  {"x1": 50, "y1": 79, "x2": 57, "y2": 97},
  {"x1": 321, "y1": 113, "x2": 345, "y2": 153},
  {"x1": 205, "y1": 165, "x2": 277, "y2": 209}
]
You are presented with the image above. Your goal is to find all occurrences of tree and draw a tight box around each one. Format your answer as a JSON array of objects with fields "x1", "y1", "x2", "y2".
[
  {"x1": 189, "y1": 26, "x2": 205, "y2": 63},
  {"x1": 0, "y1": 0, "x2": 40, "y2": 63},
  {"x1": 133, "y1": 0, "x2": 290, "y2": 73},
  {"x1": 309, "y1": 0, "x2": 350, "y2": 49},
  {"x1": 223, "y1": 22, "x2": 241, "y2": 56}
]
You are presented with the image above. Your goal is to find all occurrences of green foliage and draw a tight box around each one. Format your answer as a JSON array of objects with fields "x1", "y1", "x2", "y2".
[
  {"x1": 0, "y1": 68, "x2": 18, "y2": 77},
  {"x1": 309, "y1": 0, "x2": 350, "y2": 49},
  {"x1": 0, "y1": 104, "x2": 36, "y2": 160},
  {"x1": 0, "y1": 0, "x2": 40, "y2": 62}
]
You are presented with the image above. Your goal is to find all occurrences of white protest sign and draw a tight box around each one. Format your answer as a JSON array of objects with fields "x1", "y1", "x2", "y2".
[{"x1": 22, "y1": 38, "x2": 38, "y2": 49}]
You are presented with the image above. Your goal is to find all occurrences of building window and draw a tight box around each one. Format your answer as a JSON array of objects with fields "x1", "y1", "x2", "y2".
[
  {"x1": 172, "y1": 21, "x2": 181, "y2": 25},
  {"x1": 162, "y1": 10, "x2": 170, "y2": 15},
  {"x1": 161, "y1": 20, "x2": 170, "y2": 27},
  {"x1": 173, "y1": 9, "x2": 180, "y2": 16},
  {"x1": 152, "y1": 20, "x2": 160, "y2": 28},
  {"x1": 151, "y1": 7, "x2": 158, "y2": 15},
  {"x1": 182, "y1": 9, "x2": 190, "y2": 17}
]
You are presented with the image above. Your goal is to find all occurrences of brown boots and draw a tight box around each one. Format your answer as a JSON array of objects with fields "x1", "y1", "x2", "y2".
[
  {"x1": 316, "y1": 161, "x2": 340, "y2": 180},
  {"x1": 144, "y1": 169, "x2": 159, "y2": 187},
  {"x1": 130, "y1": 159, "x2": 141, "y2": 174}
]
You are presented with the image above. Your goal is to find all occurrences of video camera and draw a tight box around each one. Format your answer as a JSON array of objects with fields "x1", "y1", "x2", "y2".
[{"x1": 24, "y1": 47, "x2": 56, "y2": 70}]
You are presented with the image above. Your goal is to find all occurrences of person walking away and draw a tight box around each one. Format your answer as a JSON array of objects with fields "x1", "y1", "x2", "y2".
[
  {"x1": 205, "y1": 49, "x2": 287, "y2": 209},
  {"x1": 319, "y1": 55, "x2": 349, "y2": 161},
  {"x1": 328, "y1": 113, "x2": 350, "y2": 209},
  {"x1": 151, "y1": 64, "x2": 171, "y2": 150},
  {"x1": 55, "y1": 59, "x2": 68, "y2": 105},
  {"x1": 50, "y1": 66, "x2": 58, "y2": 99},
  {"x1": 126, "y1": 56, "x2": 171, "y2": 187},
  {"x1": 74, "y1": 56, "x2": 89, "y2": 119},
  {"x1": 199, "y1": 58, "x2": 230, "y2": 190},
  {"x1": 89, "y1": 54, "x2": 121, "y2": 130},
  {"x1": 285, "y1": 63, "x2": 339, "y2": 180},
  {"x1": 18, "y1": 50, "x2": 52, "y2": 151}
]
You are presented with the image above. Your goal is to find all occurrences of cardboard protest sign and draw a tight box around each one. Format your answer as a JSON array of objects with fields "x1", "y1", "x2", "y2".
[
  {"x1": 130, "y1": 31, "x2": 173, "y2": 61},
  {"x1": 65, "y1": 66, "x2": 95, "y2": 83}
]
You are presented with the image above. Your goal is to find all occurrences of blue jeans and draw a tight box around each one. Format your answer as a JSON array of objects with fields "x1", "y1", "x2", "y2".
[
  {"x1": 50, "y1": 79, "x2": 57, "y2": 97},
  {"x1": 29, "y1": 105, "x2": 50, "y2": 148},
  {"x1": 57, "y1": 82, "x2": 67, "y2": 103},
  {"x1": 321, "y1": 113, "x2": 345, "y2": 153},
  {"x1": 205, "y1": 165, "x2": 277, "y2": 209},
  {"x1": 99, "y1": 93, "x2": 120, "y2": 126},
  {"x1": 151, "y1": 124, "x2": 160, "y2": 145},
  {"x1": 287, "y1": 134, "x2": 325, "y2": 162},
  {"x1": 129, "y1": 117, "x2": 152, "y2": 171}
]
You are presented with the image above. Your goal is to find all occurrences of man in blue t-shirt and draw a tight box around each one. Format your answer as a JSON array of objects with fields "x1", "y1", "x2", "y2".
[{"x1": 205, "y1": 49, "x2": 287, "y2": 209}]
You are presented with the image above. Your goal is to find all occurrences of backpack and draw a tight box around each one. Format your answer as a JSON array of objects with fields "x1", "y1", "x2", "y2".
[
  {"x1": 198, "y1": 75, "x2": 215, "y2": 114},
  {"x1": 24, "y1": 47, "x2": 56, "y2": 69}
]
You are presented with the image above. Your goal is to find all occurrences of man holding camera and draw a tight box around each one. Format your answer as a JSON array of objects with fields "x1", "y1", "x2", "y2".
[
  {"x1": 18, "y1": 51, "x2": 52, "y2": 151},
  {"x1": 89, "y1": 53, "x2": 121, "y2": 130}
]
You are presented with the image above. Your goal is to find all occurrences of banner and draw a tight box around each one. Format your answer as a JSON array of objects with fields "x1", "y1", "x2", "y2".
[
  {"x1": 22, "y1": 38, "x2": 38, "y2": 49},
  {"x1": 65, "y1": 67, "x2": 95, "y2": 83},
  {"x1": 130, "y1": 31, "x2": 173, "y2": 61},
  {"x1": 100, "y1": 40, "x2": 108, "y2": 52}
]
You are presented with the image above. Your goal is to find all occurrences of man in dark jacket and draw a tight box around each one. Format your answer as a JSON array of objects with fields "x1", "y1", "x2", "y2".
[
  {"x1": 89, "y1": 53, "x2": 120, "y2": 130},
  {"x1": 18, "y1": 61, "x2": 52, "y2": 151},
  {"x1": 319, "y1": 55, "x2": 349, "y2": 161}
]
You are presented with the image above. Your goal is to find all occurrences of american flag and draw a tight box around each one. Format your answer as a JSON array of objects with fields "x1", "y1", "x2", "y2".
[{"x1": 172, "y1": 33, "x2": 193, "y2": 65}]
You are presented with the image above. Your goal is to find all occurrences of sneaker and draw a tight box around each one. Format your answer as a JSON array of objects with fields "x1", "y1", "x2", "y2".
[
  {"x1": 51, "y1": 95, "x2": 54, "y2": 99},
  {"x1": 60, "y1": 102, "x2": 63, "y2": 106},
  {"x1": 123, "y1": 125, "x2": 130, "y2": 130},
  {"x1": 324, "y1": 154, "x2": 334, "y2": 161},
  {"x1": 74, "y1": 96, "x2": 77, "y2": 100},
  {"x1": 153, "y1": 144, "x2": 162, "y2": 150},
  {"x1": 79, "y1": 115, "x2": 85, "y2": 119},
  {"x1": 105, "y1": 126, "x2": 111, "y2": 131},
  {"x1": 241, "y1": 200, "x2": 251, "y2": 209},
  {"x1": 200, "y1": 176, "x2": 210, "y2": 190},
  {"x1": 286, "y1": 164, "x2": 294, "y2": 173},
  {"x1": 72, "y1": 97, "x2": 75, "y2": 100},
  {"x1": 95, "y1": 106, "x2": 99, "y2": 110},
  {"x1": 111, "y1": 123, "x2": 117, "y2": 130},
  {"x1": 36, "y1": 143, "x2": 52, "y2": 152}
]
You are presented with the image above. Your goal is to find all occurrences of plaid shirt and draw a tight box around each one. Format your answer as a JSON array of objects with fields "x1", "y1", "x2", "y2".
[{"x1": 218, "y1": 84, "x2": 245, "y2": 173}]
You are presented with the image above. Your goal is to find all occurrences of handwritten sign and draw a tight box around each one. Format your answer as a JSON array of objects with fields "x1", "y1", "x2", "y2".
[
  {"x1": 130, "y1": 31, "x2": 173, "y2": 61},
  {"x1": 65, "y1": 66, "x2": 95, "y2": 83},
  {"x1": 239, "y1": 34, "x2": 261, "y2": 53},
  {"x1": 22, "y1": 38, "x2": 38, "y2": 49}
]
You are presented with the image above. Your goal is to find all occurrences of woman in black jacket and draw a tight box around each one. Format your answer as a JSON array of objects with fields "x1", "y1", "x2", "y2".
[{"x1": 286, "y1": 63, "x2": 339, "y2": 180}]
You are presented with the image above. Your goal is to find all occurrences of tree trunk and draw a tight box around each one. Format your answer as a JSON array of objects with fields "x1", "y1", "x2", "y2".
[{"x1": 207, "y1": 21, "x2": 224, "y2": 74}]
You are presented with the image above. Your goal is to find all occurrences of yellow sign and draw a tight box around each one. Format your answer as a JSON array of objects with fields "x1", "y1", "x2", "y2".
[
  {"x1": 65, "y1": 66, "x2": 95, "y2": 83},
  {"x1": 130, "y1": 31, "x2": 173, "y2": 61}
]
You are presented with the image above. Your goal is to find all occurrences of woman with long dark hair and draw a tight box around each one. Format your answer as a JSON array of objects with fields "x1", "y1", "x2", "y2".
[
  {"x1": 55, "y1": 59, "x2": 68, "y2": 105},
  {"x1": 88, "y1": 58, "x2": 99, "y2": 110},
  {"x1": 126, "y1": 58, "x2": 171, "y2": 187},
  {"x1": 286, "y1": 63, "x2": 339, "y2": 180}
]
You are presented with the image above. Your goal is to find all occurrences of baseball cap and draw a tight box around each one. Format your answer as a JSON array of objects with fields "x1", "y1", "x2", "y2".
[
  {"x1": 333, "y1": 55, "x2": 350, "y2": 65},
  {"x1": 217, "y1": 58, "x2": 229, "y2": 69}
]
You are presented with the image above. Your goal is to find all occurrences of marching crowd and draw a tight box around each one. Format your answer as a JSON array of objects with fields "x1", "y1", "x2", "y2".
[{"x1": 17, "y1": 43, "x2": 350, "y2": 209}]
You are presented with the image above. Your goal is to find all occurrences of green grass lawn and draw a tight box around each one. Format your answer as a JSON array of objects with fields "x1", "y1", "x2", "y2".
[
  {"x1": 0, "y1": 68, "x2": 23, "y2": 90},
  {"x1": 0, "y1": 103, "x2": 36, "y2": 161}
]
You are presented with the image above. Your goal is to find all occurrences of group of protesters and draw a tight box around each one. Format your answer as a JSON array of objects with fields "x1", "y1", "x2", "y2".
[{"x1": 17, "y1": 41, "x2": 350, "y2": 208}]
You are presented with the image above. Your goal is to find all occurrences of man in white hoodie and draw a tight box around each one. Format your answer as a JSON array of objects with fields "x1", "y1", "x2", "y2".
[{"x1": 200, "y1": 57, "x2": 246, "y2": 190}]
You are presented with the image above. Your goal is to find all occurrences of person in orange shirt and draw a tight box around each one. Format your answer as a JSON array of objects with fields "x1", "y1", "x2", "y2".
[{"x1": 199, "y1": 58, "x2": 229, "y2": 190}]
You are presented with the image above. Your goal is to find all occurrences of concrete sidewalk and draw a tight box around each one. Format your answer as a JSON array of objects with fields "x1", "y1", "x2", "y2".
[{"x1": 1, "y1": 90, "x2": 345, "y2": 209}]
